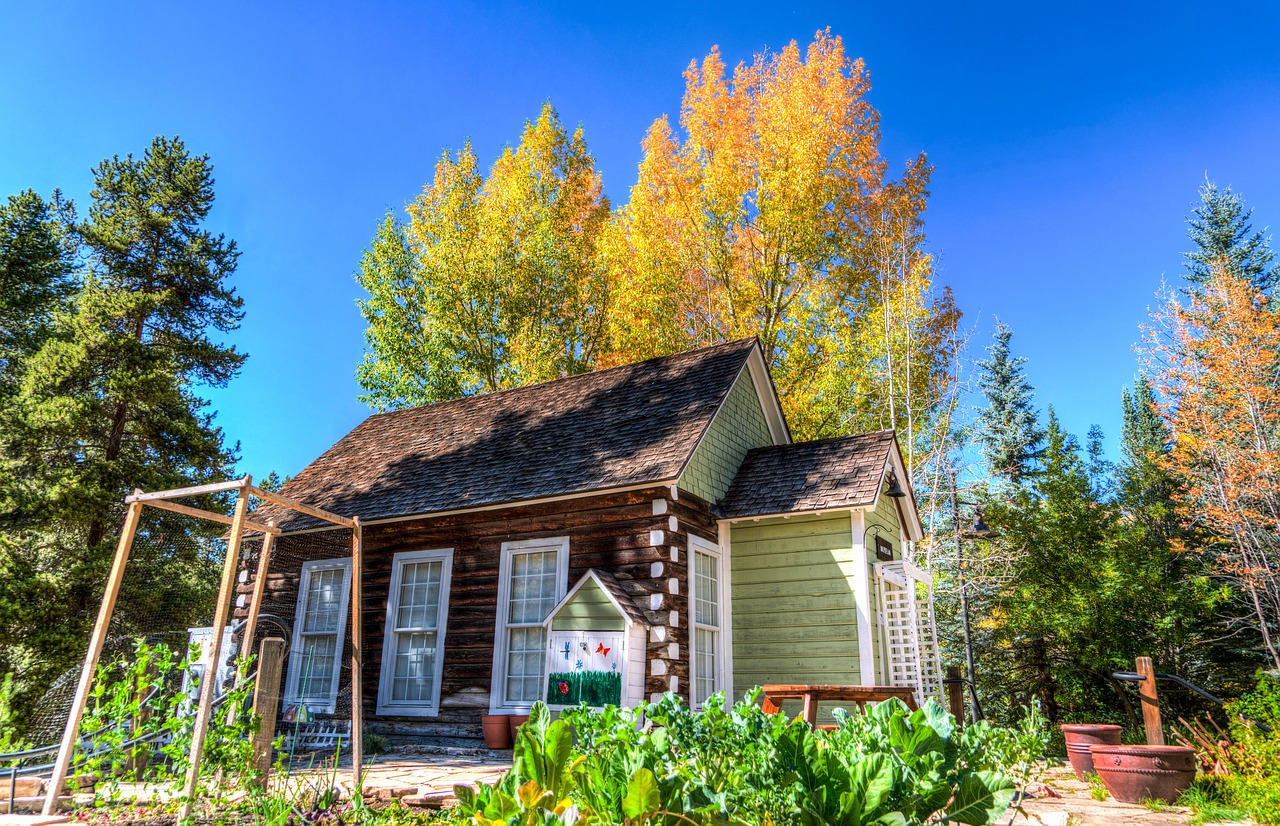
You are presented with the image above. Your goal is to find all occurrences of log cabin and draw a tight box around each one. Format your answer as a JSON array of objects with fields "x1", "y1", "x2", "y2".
[{"x1": 240, "y1": 338, "x2": 940, "y2": 746}]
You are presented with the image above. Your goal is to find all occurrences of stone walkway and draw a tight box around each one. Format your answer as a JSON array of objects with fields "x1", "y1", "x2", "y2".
[
  {"x1": 1019, "y1": 765, "x2": 1209, "y2": 826},
  {"x1": 343, "y1": 747, "x2": 512, "y2": 805}
]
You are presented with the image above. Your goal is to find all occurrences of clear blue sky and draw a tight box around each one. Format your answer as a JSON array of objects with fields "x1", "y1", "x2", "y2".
[{"x1": 3, "y1": 1, "x2": 1278, "y2": 478}]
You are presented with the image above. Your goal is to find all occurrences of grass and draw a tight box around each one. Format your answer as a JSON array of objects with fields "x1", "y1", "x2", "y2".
[
  {"x1": 1085, "y1": 772, "x2": 1108, "y2": 802},
  {"x1": 1178, "y1": 780, "x2": 1250, "y2": 825}
]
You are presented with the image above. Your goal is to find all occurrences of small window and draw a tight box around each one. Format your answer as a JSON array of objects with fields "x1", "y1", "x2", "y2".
[
  {"x1": 690, "y1": 536, "x2": 725, "y2": 708},
  {"x1": 492, "y1": 537, "x2": 569, "y2": 711},
  {"x1": 286, "y1": 558, "x2": 352, "y2": 713},
  {"x1": 377, "y1": 549, "x2": 453, "y2": 716}
]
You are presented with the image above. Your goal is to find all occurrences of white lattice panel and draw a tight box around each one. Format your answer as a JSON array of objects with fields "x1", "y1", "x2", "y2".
[{"x1": 876, "y1": 561, "x2": 942, "y2": 706}]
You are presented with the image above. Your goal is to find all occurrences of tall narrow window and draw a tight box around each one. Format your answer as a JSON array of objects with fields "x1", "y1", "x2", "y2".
[
  {"x1": 287, "y1": 558, "x2": 352, "y2": 713},
  {"x1": 377, "y1": 549, "x2": 453, "y2": 716},
  {"x1": 492, "y1": 538, "x2": 568, "y2": 711},
  {"x1": 690, "y1": 538, "x2": 724, "y2": 708}
]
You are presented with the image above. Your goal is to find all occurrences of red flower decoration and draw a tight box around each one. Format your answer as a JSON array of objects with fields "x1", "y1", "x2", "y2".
[{"x1": 558, "y1": 681, "x2": 570, "y2": 695}]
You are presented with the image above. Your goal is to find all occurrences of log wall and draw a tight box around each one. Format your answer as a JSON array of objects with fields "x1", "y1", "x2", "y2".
[{"x1": 239, "y1": 485, "x2": 716, "y2": 745}]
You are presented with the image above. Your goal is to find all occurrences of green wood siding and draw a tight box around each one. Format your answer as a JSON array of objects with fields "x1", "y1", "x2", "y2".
[
  {"x1": 729, "y1": 513, "x2": 860, "y2": 703},
  {"x1": 679, "y1": 368, "x2": 774, "y2": 503},
  {"x1": 551, "y1": 579, "x2": 625, "y2": 631}
]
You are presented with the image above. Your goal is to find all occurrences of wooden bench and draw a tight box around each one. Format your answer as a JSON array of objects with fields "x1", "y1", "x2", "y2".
[{"x1": 760, "y1": 684, "x2": 918, "y2": 727}]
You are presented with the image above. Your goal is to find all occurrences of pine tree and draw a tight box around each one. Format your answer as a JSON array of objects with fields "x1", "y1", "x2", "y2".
[
  {"x1": 0, "y1": 190, "x2": 78, "y2": 396},
  {"x1": 975, "y1": 322, "x2": 1043, "y2": 484},
  {"x1": 1118, "y1": 379, "x2": 1175, "y2": 522},
  {"x1": 0, "y1": 136, "x2": 243, "y2": 728},
  {"x1": 1184, "y1": 180, "x2": 1275, "y2": 292}
]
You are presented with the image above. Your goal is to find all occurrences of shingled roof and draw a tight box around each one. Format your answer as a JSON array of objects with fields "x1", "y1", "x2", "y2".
[
  {"x1": 261, "y1": 339, "x2": 760, "y2": 532},
  {"x1": 718, "y1": 430, "x2": 899, "y2": 519}
]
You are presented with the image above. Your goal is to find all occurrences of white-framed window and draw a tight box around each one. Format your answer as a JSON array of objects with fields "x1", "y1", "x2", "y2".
[
  {"x1": 689, "y1": 535, "x2": 727, "y2": 708},
  {"x1": 286, "y1": 558, "x2": 353, "y2": 714},
  {"x1": 376, "y1": 548, "x2": 454, "y2": 717},
  {"x1": 491, "y1": 537, "x2": 569, "y2": 711}
]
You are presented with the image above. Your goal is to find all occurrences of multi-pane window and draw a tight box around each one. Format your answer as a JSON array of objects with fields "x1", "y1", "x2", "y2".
[
  {"x1": 691, "y1": 543, "x2": 723, "y2": 707},
  {"x1": 494, "y1": 539, "x2": 567, "y2": 709},
  {"x1": 288, "y1": 559, "x2": 352, "y2": 713},
  {"x1": 378, "y1": 549, "x2": 453, "y2": 715}
]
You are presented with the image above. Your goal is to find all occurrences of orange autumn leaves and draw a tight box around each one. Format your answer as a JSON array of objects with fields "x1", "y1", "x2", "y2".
[
  {"x1": 1147, "y1": 267, "x2": 1280, "y2": 666},
  {"x1": 358, "y1": 30, "x2": 959, "y2": 451},
  {"x1": 602, "y1": 31, "x2": 959, "y2": 445}
]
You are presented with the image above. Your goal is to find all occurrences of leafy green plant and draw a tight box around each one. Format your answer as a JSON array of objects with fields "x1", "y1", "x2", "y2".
[
  {"x1": 0, "y1": 673, "x2": 30, "y2": 758},
  {"x1": 1085, "y1": 773, "x2": 1108, "y2": 802},
  {"x1": 73, "y1": 639, "x2": 261, "y2": 805},
  {"x1": 456, "y1": 693, "x2": 1022, "y2": 826}
]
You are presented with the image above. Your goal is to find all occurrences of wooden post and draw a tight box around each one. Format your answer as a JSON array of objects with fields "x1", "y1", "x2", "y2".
[
  {"x1": 240, "y1": 526, "x2": 277, "y2": 673},
  {"x1": 349, "y1": 517, "x2": 364, "y2": 792},
  {"x1": 1136, "y1": 656, "x2": 1164, "y2": 745},
  {"x1": 946, "y1": 666, "x2": 965, "y2": 728},
  {"x1": 249, "y1": 638, "x2": 286, "y2": 790},
  {"x1": 178, "y1": 477, "x2": 252, "y2": 820},
  {"x1": 43, "y1": 501, "x2": 144, "y2": 816}
]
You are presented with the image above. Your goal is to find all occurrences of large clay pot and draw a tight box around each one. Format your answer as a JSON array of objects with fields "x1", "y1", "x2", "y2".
[
  {"x1": 481, "y1": 713, "x2": 513, "y2": 749},
  {"x1": 1060, "y1": 724, "x2": 1123, "y2": 780},
  {"x1": 1089, "y1": 744, "x2": 1197, "y2": 804},
  {"x1": 508, "y1": 714, "x2": 530, "y2": 743}
]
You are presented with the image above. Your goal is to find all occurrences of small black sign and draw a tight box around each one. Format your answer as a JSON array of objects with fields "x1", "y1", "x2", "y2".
[{"x1": 875, "y1": 536, "x2": 894, "y2": 562}]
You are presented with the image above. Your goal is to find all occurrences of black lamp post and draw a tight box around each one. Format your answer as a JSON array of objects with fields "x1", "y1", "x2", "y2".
[{"x1": 948, "y1": 469, "x2": 999, "y2": 723}]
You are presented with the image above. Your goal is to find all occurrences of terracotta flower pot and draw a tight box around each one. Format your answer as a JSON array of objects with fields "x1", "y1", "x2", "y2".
[
  {"x1": 1059, "y1": 724, "x2": 1123, "y2": 780},
  {"x1": 508, "y1": 714, "x2": 530, "y2": 742},
  {"x1": 481, "y1": 713, "x2": 513, "y2": 749},
  {"x1": 1089, "y1": 744, "x2": 1197, "y2": 804}
]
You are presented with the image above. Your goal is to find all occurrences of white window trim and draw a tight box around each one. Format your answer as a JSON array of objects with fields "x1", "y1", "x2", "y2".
[
  {"x1": 376, "y1": 548, "x2": 454, "y2": 717},
  {"x1": 490, "y1": 536, "x2": 570, "y2": 713},
  {"x1": 689, "y1": 534, "x2": 730, "y2": 710},
  {"x1": 285, "y1": 557, "x2": 353, "y2": 714}
]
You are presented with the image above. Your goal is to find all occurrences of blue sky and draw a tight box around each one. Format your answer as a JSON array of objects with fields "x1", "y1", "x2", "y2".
[{"x1": 3, "y1": 1, "x2": 1278, "y2": 478}]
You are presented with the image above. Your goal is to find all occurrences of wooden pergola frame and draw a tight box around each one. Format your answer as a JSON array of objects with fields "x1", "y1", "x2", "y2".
[{"x1": 43, "y1": 476, "x2": 366, "y2": 818}]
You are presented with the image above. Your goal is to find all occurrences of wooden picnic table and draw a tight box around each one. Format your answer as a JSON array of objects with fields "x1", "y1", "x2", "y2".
[{"x1": 760, "y1": 684, "x2": 918, "y2": 726}]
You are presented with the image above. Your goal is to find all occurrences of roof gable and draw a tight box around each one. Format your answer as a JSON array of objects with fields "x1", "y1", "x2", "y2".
[
  {"x1": 264, "y1": 339, "x2": 759, "y2": 531},
  {"x1": 718, "y1": 431, "x2": 921, "y2": 537}
]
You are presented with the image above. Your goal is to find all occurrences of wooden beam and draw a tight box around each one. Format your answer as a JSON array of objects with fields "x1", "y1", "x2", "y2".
[
  {"x1": 179, "y1": 481, "x2": 252, "y2": 820},
  {"x1": 946, "y1": 666, "x2": 965, "y2": 729},
  {"x1": 246, "y1": 485, "x2": 355, "y2": 528},
  {"x1": 44, "y1": 501, "x2": 144, "y2": 816},
  {"x1": 239, "y1": 526, "x2": 276, "y2": 665},
  {"x1": 124, "y1": 478, "x2": 249, "y2": 503},
  {"x1": 141, "y1": 497, "x2": 280, "y2": 535},
  {"x1": 349, "y1": 516, "x2": 364, "y2": 792},
  {"x1": 1136, "y1": 656, "x2": 1164, "y2": 745},
  {"x1": 249, "y1": 638, "x2": 286, "y2": 790}
]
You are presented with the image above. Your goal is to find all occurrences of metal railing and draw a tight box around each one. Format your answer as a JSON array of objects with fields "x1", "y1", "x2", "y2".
[{"x1": 1112, "y1": 670, "x2": 1272, "y2": 734}]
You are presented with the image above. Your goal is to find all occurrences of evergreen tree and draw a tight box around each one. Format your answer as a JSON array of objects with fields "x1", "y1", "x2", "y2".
[
  {"x1": 975, "y1": 322, "x2": 1043, "y2": 484},
  {"x1": 0, "y1": 190, "x2": 78, "y2": 396},
  {"x1": 1114, "y1": 378, "x2": 1233, "y2": 695},
  {"x1": 1184, "y1": 180, "x2": 1275, "y2": 292},
  {"x1": 1118, "y1": 379, "x2": 1175, "y2": 524},
  {"x1": 0, "y1": 136, "x2": 243, "y2": 729}
]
